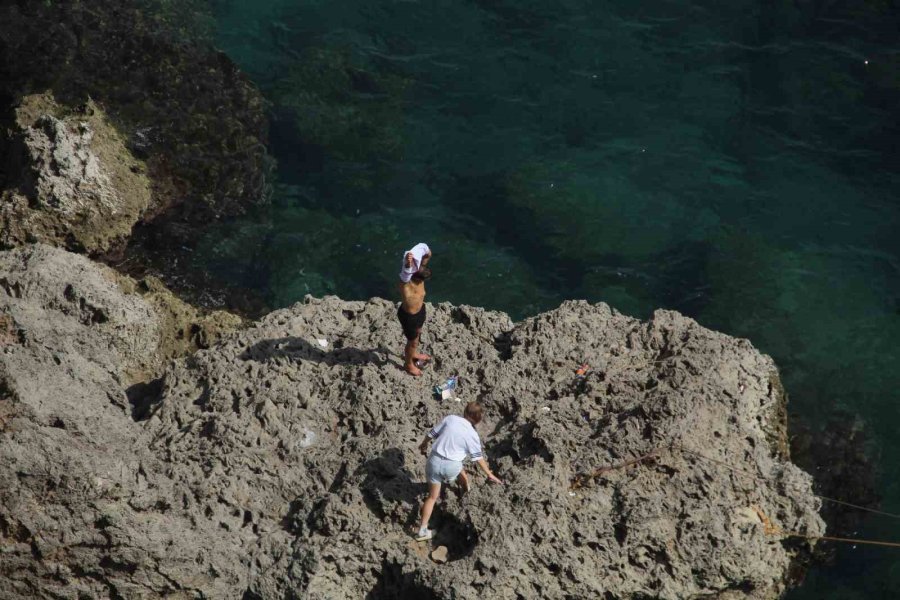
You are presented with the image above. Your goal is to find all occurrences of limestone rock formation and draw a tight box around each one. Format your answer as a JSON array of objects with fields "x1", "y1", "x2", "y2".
[
  {"x1": 0, "y1": 245, "x2": 824, "y2": 599},
  {"x1": 0, "y1": 244, "x2": 240, "y2": 384},
  {"x1": 1, "y1": 94, "x2": 153, "y2": 254}
]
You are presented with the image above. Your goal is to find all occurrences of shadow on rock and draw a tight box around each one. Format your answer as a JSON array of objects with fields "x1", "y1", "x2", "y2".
[
  {"x1": 430, "y1": 510, "x2": 479, "y2": 562},
  {"x1": 125, "y1": 376, "x2": 164, "y2": 421},
  {"x1": 365, "y1": 559, "x2": 440, "y2": 600},
  {"x1": 358, "y1": 449, "x2": 427, "y2": 528},
  {"x1": 240, "y1": 337, "x2": 396, "y2": 368}
]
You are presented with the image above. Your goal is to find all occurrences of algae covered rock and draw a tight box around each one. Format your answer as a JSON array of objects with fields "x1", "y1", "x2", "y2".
[
  {"x1": 1, "y1": 94, "x2": 152, "y2": 254},
  {"x1": 0, "y1": 0, "x2": 269, "y2": 224},
  {"x1": 0, "y1": 245, "x2": 823, "y2": 599}
]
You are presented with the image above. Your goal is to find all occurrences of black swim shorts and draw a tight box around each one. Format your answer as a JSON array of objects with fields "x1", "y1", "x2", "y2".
[{"x1": 397, "y1": 304, "x2": 426, "y2": 340}]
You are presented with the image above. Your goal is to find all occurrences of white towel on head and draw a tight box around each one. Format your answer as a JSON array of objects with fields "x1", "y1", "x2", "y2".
[{"x1": 399, "y1": 243, "x2": 431, "y2": 282}]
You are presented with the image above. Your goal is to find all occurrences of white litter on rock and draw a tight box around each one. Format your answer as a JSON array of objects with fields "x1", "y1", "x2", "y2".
[
  {"x1": 297, "y1": 429, "x2": 316, "y2": 449},
  {"x1": 316, "y1": 338, "x2": 328, "y2": 349}
]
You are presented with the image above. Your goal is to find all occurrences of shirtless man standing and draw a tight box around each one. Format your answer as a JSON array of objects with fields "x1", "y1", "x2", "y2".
[{"x1": 397, "y1": 242, "x2": 431, "y2": 376}]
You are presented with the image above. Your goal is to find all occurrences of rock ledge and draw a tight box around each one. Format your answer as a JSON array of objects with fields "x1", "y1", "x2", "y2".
[{"x1": 0, "y1": 245, "x2": 823, "y2": 599}]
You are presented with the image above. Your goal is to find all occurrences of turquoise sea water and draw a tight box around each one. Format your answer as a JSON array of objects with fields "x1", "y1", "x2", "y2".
[{"x1": 190, "y1": 1, "x2": 900, "y2": 596}]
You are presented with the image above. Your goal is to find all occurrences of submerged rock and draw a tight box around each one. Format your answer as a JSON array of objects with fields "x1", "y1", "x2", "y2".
[{"x1": 0, "y1": 246, "x2": 823, "y2": 599}]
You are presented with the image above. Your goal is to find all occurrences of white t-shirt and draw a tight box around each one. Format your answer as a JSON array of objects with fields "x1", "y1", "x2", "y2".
[
  {"x1": 399, "y1": 242, "x2": 431, "y2": 282},
  {"x1": 428, "y1": 415, "x2": 483, "y2": 462}
]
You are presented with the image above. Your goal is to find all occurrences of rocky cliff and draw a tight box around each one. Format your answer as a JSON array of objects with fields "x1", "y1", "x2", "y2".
[{"x1": 0, "y1": 244, "x2": 824, "y2": 600}]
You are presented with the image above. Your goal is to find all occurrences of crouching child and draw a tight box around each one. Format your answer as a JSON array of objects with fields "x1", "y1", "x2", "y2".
[{"x1": 415, "y1": 401, "x2": 502, "y2": 541}]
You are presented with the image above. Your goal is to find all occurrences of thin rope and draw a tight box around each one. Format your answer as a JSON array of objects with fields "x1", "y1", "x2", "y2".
[
  {"x1": 569, "y1": 443, "x2": 900, "y2": 549},
  {"x1": 752, "y1": 504, "x2": 900, "y2": 549},
  {"x1": 781, "y1": 533, "x2": 900, "y2": 549},
  {"x1": 570, "y1": 443, "x2": 900, "y2": 521},
  {"x1": 814, "y1": 496, "x2": 900, "y2": 520},
  {"x1": 676, "y1": 444, "x2": 900, "y2": 520}
]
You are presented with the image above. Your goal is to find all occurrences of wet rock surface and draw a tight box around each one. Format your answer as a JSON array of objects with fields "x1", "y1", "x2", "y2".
[{"x1": 0, "y1": 246, "x2": 823, "y2": 599}]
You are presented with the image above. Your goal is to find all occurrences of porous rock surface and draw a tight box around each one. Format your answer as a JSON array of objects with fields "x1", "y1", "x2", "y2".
[{"x1": 0, "y1": 245, "x2": 824, "y2": 599}]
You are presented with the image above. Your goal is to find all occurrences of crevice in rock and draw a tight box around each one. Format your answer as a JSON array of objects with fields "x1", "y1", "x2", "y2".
[
  {"x1": 429, "y1": 512, "x2": 479, "y2": 562},
  {"x1": 612, "y1": 488, "x2": 628, "y2": 547},
  {"x1": 63, "y1": 284, "x2": 109, "y2": 325},
  {"x1": 450, "y1": 306, "x2": 472, "y2": 327},
  {"x1": 493, "y1": 329, "x2": 515, "y2": 361},
  {"x1": 125, "y1": 376, "x2": 164, "y2": 421},
  {"x1": 365, "y1": 560, "x2": 440, "y2": 600},
  {"x1": 0, "y1": 276, "x2": 22, "y2": 298},
  {"x1": 99, "y1": 555, "x2": 138, "y2": 575}
]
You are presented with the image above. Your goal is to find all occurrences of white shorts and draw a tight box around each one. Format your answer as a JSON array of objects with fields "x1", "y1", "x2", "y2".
[{"x1": 426, "y1": 453, "x2": 463, "y2": 484}]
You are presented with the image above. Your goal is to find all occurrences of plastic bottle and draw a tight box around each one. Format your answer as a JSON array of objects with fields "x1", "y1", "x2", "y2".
[{"x1": 433, "y1": 376, "x2": 458, "y2": 397}]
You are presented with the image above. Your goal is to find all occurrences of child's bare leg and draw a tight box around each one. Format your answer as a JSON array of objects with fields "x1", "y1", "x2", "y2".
[
  {"x1": 418, "y1": 483, "x2": 442, "y2": 531},
  {"x1": 456, "y1": 470, "x2": 470, "y2": 493}
]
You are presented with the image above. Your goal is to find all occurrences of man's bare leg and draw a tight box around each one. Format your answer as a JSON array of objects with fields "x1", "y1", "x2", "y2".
[
  {"x1": 404, "y1": 335, "x2": 423, "y2": 376},
  {"x1": 412, "y1": 328, "x2": 430, "y2": 362}
]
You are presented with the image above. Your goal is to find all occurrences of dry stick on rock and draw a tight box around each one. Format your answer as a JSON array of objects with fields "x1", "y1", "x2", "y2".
[{"x1": 570, "y1": 448, "x2": 663, "y2": 490}]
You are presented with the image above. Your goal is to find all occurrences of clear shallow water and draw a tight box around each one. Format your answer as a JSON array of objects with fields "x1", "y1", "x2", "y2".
[{"x1": 193, "y1": 1, "x2": 900, "y2": 595}]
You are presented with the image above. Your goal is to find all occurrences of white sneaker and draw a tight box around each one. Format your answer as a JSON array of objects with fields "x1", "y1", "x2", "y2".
[{"x1": 415, "y1": 528, "x2": 434, "y2": 541}]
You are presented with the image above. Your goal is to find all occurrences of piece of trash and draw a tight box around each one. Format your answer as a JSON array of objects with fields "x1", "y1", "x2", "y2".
[
  {"x1": 433, "y1": 376, "x2": 458, "y2": 398},
  {"x1": 441, "y1": 388, "x2": 455, "y2": 401},
  {"x1": 316, "y1": 338, "x2": 328, "y2": 349},
  {"x1": 739, "y1": 383, "x2": 746, "y2": 393},
  {"x1": 575, "y1": 363, "x2": 590, "y2": 379},
  {"x1": 430, "y1": 545, "x2": 449, "y2": 564},
  {"x1": 297, "y1": 429, "x2": 316, "y2": 449},
  {"x1": 541, "y1": 406, "x2": 551, "y2": 412},
  {"x1": 568, "y1": 491, "x2": 576, "y2": 497}
]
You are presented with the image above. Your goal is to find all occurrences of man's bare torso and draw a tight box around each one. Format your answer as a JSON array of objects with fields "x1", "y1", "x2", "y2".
[{"x1": 398, "y1": 280, "x2": 426, "y2": 314}]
